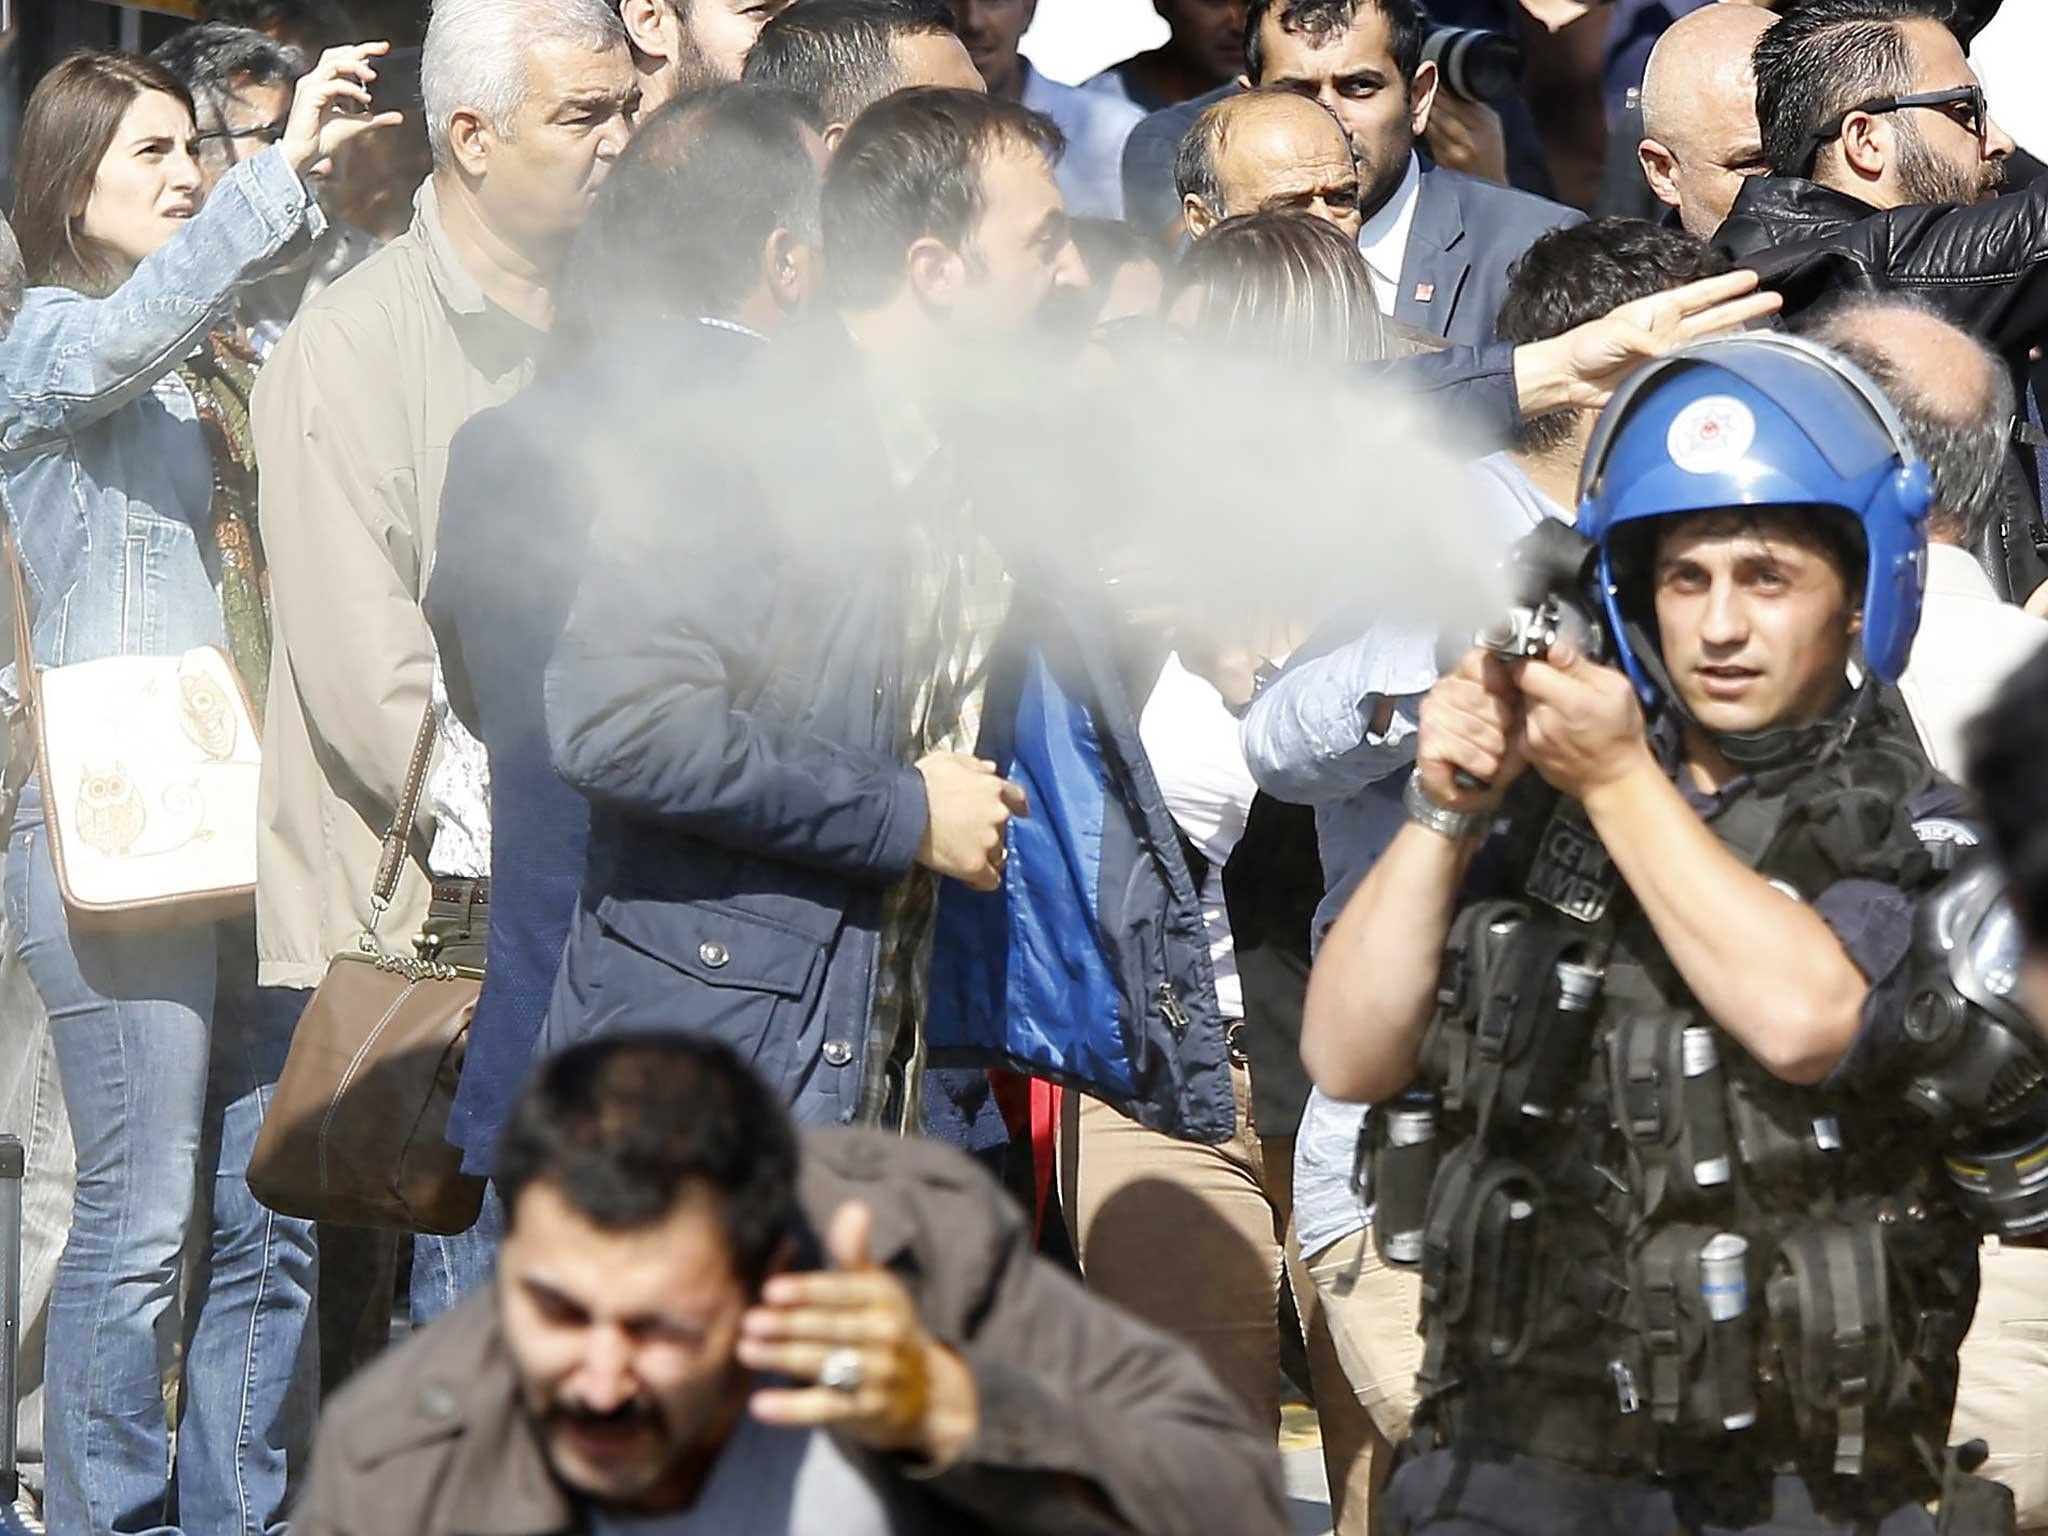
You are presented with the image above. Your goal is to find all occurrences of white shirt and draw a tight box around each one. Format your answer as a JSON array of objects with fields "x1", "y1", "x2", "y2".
[
  {"x1": 1897, "y1": 542, "x2": 2048, "y2": 782},
  {"x1": 1020, "y1": 63, "x2": 1145, "y2": 218},
  {"x1": 1139, "y1": 654, "x2": 1263, "y2": 1021},
  {"x1": 1357, "y1": 152, "x2": 1423, "y2": 319},
  {"x1": 426, "y1": 659, "x2": 492, "y2": 879}
]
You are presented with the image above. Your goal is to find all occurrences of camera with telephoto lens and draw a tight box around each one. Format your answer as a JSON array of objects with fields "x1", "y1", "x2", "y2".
[{"x1": 1421, "y1": 15, "x2": 1524, "y2": 105}]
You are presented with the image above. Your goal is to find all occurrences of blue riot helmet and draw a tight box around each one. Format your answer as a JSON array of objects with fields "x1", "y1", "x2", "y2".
[{"x1": 1577, "y1": 333, "x2": 1933, "y2": 712}]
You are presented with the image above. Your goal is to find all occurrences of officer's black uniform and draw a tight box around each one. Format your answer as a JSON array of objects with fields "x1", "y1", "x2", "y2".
[{"x1": 1371, "y1": 694, "x2": 1997, "y2": 1536}]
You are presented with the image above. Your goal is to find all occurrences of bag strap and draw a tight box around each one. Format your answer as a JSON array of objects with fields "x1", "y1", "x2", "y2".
[
  {"x1": 1, "y1": 532, "x2": 39, "y2": 799},
  {"x1": 366, "y1": 701, "x2": 438, "y2": 942},
  {"x1": 3, "y1": 530, "x2": 35, "y2": 717}
]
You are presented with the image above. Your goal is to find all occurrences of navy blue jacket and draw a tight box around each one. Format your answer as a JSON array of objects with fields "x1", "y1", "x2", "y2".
[
  {"x1": 420, "y1": 331, "x2": 753, "y2": 1173},
  {"x1": 540, "y1": 328, "x2": 1234, "y2": 1143}
]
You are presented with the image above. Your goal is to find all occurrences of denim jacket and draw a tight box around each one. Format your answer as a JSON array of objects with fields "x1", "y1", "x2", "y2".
[{"x1": 0, "y1": 147, "x2": 318, "y2": 678}]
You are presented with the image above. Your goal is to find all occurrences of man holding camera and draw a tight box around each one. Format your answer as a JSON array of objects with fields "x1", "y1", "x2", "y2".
[{"x1": 1300, "y1": 333, "x2": 2016, "y2": 1536}]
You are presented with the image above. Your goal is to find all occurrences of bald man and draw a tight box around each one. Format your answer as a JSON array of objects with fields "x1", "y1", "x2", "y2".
[
  {"x1": 1808, "y1": 298, "x2": 2039, "y2": 774},
  {"x1": 1175, "y1": 87, "x2": 1363, "y2": 243},
  {"x1": 1637, "y1": 2, "x2": 1777, "y2": 237}
]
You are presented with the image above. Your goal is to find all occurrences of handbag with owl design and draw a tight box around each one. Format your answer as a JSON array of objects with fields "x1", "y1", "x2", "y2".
[{"x1": 6, "y1": 537, "x2": 261, "y2": 930}]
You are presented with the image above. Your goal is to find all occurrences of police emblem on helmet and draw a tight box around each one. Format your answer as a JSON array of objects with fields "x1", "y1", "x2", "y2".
[{"x1": 1666, "y1": 395, "x2": 1757, "y2": 475}]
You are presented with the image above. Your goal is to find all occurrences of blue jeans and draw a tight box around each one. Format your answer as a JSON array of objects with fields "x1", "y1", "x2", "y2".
[
  {"x1": 409, "y1": 1183, "x2": 504, "y2": 1326},
  {"x1": 4, "y1": 787, "x2": 317, "y2": 1535}
]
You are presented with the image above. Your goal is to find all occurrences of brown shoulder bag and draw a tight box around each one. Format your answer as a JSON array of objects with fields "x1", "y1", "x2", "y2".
[{"x1": 248, "y1": 705, "x2": 487, "y2": 1234}]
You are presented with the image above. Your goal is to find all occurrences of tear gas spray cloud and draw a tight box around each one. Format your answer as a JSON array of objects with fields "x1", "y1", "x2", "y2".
[{"x1": 537, "y1": 327, "x2": 1517, "y2": 686}]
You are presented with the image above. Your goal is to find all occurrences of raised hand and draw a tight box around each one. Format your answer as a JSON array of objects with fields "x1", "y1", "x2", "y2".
[
  {"x1": 740, "y1": 1201, "x2": 979, "y2": 1466},
  {"x1": 1515, "y1": 269, "x2": 1785, "y2": 418},
  {"x1": 281, "y1": 42, "x2": 404, "y2": 181}
]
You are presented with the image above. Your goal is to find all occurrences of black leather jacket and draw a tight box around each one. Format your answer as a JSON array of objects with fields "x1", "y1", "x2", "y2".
[
  {"x1": 1714, "y1": 174, "x2": 2048, "y2": 356},
  {"x1": 1954, "y1": 0, "x2": 2003, "y2": 43}
]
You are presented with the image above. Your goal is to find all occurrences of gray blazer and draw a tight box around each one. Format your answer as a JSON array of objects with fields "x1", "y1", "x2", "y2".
[{"x1": 1393, "y1": 160, "x2": 1585, "y2": 347}]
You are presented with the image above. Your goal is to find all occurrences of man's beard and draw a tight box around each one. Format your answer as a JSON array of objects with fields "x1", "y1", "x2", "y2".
[
  {"x1": 542, "y1": 1374, "x2": 746, "y2": 1512},
  {"x1": 669, "y1": 24, "x2": 726, "y2": 95},
  {"x1": 1895, "y1": 119, "x2": 2005, "y2": 206},
  {"x1": 1354, "y1": 128, "x2": 1416, "y2": 225}
]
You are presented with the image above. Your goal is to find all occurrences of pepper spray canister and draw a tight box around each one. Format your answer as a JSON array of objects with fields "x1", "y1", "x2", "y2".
[
  {"x1": 1518, "y1": 959, "x2": 1605, "y2": 1121},
  {"x1": 1374, "y1": 1096, "x2": 1441, "y2": 1268},
  {"x1": 1680, "y1": 1028, "x2": 1734, "y2": 1190},
  {"x1": 1700, "y1": 1232, "x2": 1758, "y2": 1431}
]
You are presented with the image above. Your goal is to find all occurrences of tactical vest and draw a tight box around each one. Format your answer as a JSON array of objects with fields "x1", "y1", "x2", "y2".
[{"x1": 1378, "y1": 706, "x2": 1979, "y2": 1507}]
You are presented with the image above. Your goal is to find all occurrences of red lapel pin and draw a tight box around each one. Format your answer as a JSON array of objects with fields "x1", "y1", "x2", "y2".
[{"x1": 1414, "y1": 282, "x2": 1436, "y2": 303}]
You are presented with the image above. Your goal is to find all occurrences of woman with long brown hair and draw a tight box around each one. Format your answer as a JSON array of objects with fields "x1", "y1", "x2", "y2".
[{"x1": 0, "y1": 43, "x2": 393, "y2": 1533}]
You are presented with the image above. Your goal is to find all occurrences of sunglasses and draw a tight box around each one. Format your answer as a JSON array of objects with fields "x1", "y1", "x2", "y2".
[{"x1": 1802, "y1": 85, "x2": 1989, "y2": 174}]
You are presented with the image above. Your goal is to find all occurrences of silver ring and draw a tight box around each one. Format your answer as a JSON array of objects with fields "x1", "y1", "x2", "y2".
[{"x1": 819, "y1": 1347, "x2": 865, "y2": 1394}]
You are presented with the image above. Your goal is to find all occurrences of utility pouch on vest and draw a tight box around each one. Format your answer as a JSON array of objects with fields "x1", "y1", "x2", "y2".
[
  {"x1": 1728, "y1": 1071, "x2": 1844, "y2": 1204},
  {"x1": 1424, "y1": 900, "x2": 1599, "y2": 1128},
  {"x1": 1424, "y1": 901, "x2": 1530, "y2": 1114},
  {"x1": 1629, "y1": 1227, "x2": 1759, "y2": 1438},
  {"x1": 1373, "y1": 1093, "x2": 1442, "y2": 1269},
  {"x1": 1421, "y1": 1146, "x2": 1544, "y2": 1369},
  {"x1": 1610, "y1": 1014, "x2": 1737, "y2": 1218},
  {"x1": 1765, "y1": 1222, "x2": 1895, "y2": 1476},
  {"x1": 1507, "y1": 946, "x2": 1605, "y2": 1127}
]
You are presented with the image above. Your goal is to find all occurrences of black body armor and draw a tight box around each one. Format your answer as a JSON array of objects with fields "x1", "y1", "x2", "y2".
[{"x1": 1378, "y1": 700, "x2": 1983, "y2": 1509}]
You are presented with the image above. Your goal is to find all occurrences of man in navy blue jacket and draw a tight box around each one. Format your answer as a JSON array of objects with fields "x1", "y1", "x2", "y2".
[
  {"x1": 542, "y1": 89, "x2": 1243, "y2": 1156},
  {"x1": 427, "y1": 84, "x2": 831, "y2": 1187}
]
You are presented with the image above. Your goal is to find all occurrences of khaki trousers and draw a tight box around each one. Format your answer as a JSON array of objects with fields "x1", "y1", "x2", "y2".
[
  {"x1": 1061, "y1": 1066, "x2": 1380, "y2": 1534},
  {"x1": 1302, "y1": 1224, "x2": 1426, "y2": 1517},
  {"x1": 1952, "y1": 1237, "x2": 2048, "y2": 1531}
]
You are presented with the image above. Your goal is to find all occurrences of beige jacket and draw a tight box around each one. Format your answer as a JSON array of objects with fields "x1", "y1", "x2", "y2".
[{"x1": 252, "y1": 179, "x2": 540, "y2": 987}]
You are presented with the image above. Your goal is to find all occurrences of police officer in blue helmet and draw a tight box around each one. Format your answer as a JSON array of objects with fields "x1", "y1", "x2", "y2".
[{"x1": 1302, "y1": 333, "x2": 2017, "y2": 1535}]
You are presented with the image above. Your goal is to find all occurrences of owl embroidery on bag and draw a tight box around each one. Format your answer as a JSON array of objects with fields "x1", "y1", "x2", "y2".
[
  {"x1": 176, "y1": 660, "x2": 237, "y2": 761},
  {"x1": 76, "y1": 764, "x2": 146, "y2": 857}
]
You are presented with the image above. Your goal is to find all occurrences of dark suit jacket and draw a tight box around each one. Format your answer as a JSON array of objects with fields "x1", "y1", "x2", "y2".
[{"x1": 1393, "y1": 160, "x2": 1585, "y2": 346}]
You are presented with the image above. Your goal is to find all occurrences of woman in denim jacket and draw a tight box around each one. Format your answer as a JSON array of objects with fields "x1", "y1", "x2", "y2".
[{"x1": 0, "y1": 45, "x2": 395, "y2": 1534}]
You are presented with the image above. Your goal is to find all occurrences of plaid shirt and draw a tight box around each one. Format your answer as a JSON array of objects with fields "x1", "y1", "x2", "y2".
[{"x1": 862, "y1": 421, "x2": 1013, "y2": 1130}]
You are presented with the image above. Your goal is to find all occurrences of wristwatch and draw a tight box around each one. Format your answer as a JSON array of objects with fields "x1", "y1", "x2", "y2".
[
  {"x1": 1223, "y1": 659, "x2": 1283, "y2": 720},
  {"x1": 1403, "y1": 772, "x2": 1488, "y2": 842}
]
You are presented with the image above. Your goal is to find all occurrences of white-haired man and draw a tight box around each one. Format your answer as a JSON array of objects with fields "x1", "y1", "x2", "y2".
[{"x1": 252, "y1": 0, "x2": 635, "y2": 1347}]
